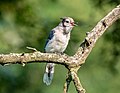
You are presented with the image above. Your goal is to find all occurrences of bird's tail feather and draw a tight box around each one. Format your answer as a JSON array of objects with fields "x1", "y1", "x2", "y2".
[{"x1": 43, "y1": 63, "x2": 54, "y2": 85}]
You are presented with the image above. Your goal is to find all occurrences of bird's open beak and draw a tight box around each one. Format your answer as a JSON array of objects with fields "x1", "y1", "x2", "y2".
[
  {"x1": 74, "y1": 23, "x2": 78, "y2": 26},
  {"x1": 71, "y1": 22, "x2": 78, "y2": 26}
]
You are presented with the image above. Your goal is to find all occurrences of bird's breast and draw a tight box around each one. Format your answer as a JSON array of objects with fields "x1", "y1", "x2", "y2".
[{"x1": 45, "y1": 32, "x2": 70, "y2": 53}]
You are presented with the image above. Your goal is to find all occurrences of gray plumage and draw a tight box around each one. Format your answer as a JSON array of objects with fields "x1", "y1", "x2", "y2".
[{"x1": 43, "y1": 17, "x2": 76, "y2": 85}]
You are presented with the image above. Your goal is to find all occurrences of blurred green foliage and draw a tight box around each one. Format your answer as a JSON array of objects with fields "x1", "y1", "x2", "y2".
[{"x1": 0, "y1": 0, "x2": 120, "y2": 93}]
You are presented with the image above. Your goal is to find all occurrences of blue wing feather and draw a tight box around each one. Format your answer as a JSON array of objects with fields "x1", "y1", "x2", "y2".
[{"x1": 44, "y1": 30, "x2": 55, "y2": 52}]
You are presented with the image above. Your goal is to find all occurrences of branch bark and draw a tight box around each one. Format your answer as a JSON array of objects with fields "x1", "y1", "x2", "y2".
[{"x1": 0, "y1": 5, "x2": 120, "y2": 93}]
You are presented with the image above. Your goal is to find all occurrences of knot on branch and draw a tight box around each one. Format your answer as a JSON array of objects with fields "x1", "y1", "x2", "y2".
[{"x1": 101, "y1": 20, "x2": 107, "y2": 27}]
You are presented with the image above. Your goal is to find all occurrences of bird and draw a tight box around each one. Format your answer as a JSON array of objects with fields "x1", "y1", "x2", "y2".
[{"x1": 43, "y1": 17, "x2": 77, "y2": 85}]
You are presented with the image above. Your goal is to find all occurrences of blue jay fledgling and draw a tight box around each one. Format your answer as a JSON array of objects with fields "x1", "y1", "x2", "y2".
[{"x1": 43, "y1": 17, "x2": 77, "y2": 85}]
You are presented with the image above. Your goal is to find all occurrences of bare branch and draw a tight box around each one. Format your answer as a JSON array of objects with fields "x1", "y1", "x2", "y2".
[
  {"x1": 74, "y1": 5, "x2": 120, "y2": 65},
  {"x1": 0, "y1": 52, "x2": 70, "y2": 66},
  {"x1": 1, "y1": 4, "x2": 120, "y2": 66},
  {"x1": 71, "y1": 71, "x2": 85, "y2": 93},
  {"x1": 63, "y1": 71, "x2": 72, "y2": 93}
]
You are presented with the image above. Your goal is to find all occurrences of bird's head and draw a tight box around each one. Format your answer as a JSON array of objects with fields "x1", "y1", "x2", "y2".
[
  {"x1": 60, "y1": 17, "x2": 77, "y2": 27},
  {"x1": 59, "y1": 17, "x2": 77, "y2": 34}
]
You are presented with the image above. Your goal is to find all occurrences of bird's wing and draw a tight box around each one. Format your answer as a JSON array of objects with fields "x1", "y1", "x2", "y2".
[{"x1": 44, "y1": 30, "x2": 55, "y2": 52}]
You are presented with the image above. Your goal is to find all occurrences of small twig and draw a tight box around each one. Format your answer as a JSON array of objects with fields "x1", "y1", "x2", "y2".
[
  {"x1": 26, "y1": 46, "x2": 38, "y2": 52},
  {"x1": 64, "y1": 71, "x2": 72, "y2": 93},
  {"x1": 21, "y1": 62, "x2": 26, "y2": 67}
]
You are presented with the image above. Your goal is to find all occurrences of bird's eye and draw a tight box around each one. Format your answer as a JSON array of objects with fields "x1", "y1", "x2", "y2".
[{"x1": 65, "y1": 21, "x2": 69, "y2": 23}]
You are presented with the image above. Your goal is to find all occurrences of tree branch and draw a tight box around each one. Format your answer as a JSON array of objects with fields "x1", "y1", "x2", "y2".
[
  {"x1": 0, "y1": 52, "x2": 70, "y2": 66},
  {"x1": 0, "y1": 5, "x2": 120, "y2": 93},
  {"x1": 74, "y1": 5, "x2": 120, "y2": 65},
  {"x1": 71, "y1": 71, "x2": 85, "y2": 93},
  {"x1": 64, "y1": 71, "x2": 72, "y2": 93}
]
